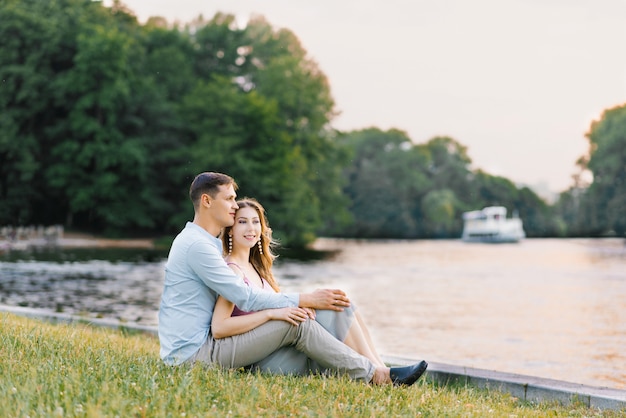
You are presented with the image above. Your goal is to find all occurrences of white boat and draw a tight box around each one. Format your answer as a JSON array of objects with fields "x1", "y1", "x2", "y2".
[{"x1": 461, "y1": 206, "x2": 525, "y2": 243}]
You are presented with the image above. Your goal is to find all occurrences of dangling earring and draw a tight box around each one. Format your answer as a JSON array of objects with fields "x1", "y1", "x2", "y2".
[
  {"x1": 258, "y1": 237, "x2": 263, "y2": 255},
  {"x1": 228, "y1": 235, "x2": 233, "y2": 255}
]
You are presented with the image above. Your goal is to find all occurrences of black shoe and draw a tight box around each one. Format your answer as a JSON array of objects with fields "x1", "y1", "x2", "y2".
[{"x1": 389, "y1": 360, "x2": 428, "y2": 386}]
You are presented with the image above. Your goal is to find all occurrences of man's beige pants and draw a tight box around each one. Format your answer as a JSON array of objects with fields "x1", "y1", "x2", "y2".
[{"x1": 190, "y1": 317, "x2": 375, "y2": 382}]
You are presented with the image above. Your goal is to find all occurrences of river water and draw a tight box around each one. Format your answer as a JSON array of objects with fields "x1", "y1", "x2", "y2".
[{"x1": 1, "y1": 238, "x2": 624, "y2": 389}]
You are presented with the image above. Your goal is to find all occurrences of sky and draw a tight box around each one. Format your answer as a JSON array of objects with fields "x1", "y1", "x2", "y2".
[{"x1": 107, "y1": 0, "x2": 626, "y2": 195}]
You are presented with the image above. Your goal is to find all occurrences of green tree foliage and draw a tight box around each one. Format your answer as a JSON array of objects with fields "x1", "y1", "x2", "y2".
[
  {"x1": 47, "y1": 16, "x2": 152, "y2": 231},
  {"x1": 176, "y1": 76, "x2": 313, "y2": 245},
  {"x1": 424, "y1": 136, "x2": 472, "y2": 192},
  {"x1": 553, "y1": 175, "x2": 587, "y2": 237},
  {"x1": 574, "y1": 104, "x2": 626, "y2": 236},
  {"x1": 421, "y1": 189, "x2": 458, "y2": 236},
  {"x1": 470, "y1": 171, "x2": 518, "y2": 207},
  {"x1": 0, "y1": 0, "x2": 50, "y2": 224},
  {"x1": 0, "y1": 1, "x2": 347, "y2": 245},
  {"x1": 338, "y1": 128, "x2": 428, "y2": 237},
  {"x1": 418, "y1": 136, "x2": 474, "y2": 236},
  {"x1": 334, "y1": 129, "x2": 556, "y2": 238},
  {"x1": 1, "y1": 0, "x2": 183, "y2": 234},
  {"x1": 171, "y1": 14, "x2": 348, "y2": 246},
  {"x1": 242, "y1": 17, "x2": 352, "y2": 242},
  {"x1": 336, "y1": 129, "x2": 477, "y2": 238},
  {"x1": 0, "y1": 0, "x2": 599, "y2": 243}
]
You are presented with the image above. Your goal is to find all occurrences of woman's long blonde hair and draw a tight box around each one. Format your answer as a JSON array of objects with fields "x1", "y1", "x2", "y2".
[{"x1": 222, "y1": 198, "x2": 280, "y2": 292}]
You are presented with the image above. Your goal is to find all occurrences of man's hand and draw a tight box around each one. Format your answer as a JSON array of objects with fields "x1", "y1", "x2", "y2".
[{"x1": 299, "y1": 289, "x2": 350, "y2": 311}]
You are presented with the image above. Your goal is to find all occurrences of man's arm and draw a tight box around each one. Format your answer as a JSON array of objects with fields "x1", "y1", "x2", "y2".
[
  {"x1": 299, "y1": 289, "x2": 351, "y2": 311},
  {"x1": 188, "y1": 239, "x2": 351, "y2": 312},
  {"x1": 188, "y1": 240, "x2": 298, "y2": 311}
]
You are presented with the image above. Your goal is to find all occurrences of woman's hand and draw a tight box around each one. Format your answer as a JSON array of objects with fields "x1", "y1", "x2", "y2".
[
  {"x1": 302, "y1": 307, "x2": 316, "y2": 320},
  {"x1": 268, "y1": 307, "x2": 309, "y2": 326}
]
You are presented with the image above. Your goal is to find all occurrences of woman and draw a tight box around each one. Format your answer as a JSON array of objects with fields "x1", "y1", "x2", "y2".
[{"x1": 211, "y1": 198, "x2": 415, "y2": 377}]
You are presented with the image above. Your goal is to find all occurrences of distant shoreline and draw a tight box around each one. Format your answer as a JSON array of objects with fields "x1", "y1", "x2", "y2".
[
  {"x1": 0, "y1": 231, "x2": 155, "y2": 251},
  {"x1": 61, "y1": 233, "x2": 155, "y2": 249}
]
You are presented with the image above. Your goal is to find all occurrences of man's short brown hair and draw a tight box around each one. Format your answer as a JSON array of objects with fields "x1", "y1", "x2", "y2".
[{"x1": 189, "y1": 172, "x2": 238, "y2": 208}]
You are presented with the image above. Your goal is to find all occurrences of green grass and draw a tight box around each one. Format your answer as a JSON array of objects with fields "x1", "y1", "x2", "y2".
[{"x1": 0, "y1": 313, "x2": 621, "y2": 417}]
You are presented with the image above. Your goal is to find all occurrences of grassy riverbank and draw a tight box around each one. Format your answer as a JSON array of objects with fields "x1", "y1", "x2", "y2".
[{"x1": 0, "y1": 314, "x2": 619, "y2": 417}]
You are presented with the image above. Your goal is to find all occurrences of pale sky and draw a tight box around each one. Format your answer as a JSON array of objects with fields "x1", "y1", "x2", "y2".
[{"x1": 108, "y1": 0, "x2": 626, "y2": 193}]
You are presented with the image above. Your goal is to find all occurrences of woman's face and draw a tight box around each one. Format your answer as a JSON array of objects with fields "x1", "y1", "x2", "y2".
[{"x1": 230, "y1": 206, "x2": 262, "y2": 250}]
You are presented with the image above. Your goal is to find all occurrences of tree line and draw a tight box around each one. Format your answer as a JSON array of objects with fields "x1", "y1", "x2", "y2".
[{"x1": 1, "y1": 0, "x2": 624, "y2": 246}]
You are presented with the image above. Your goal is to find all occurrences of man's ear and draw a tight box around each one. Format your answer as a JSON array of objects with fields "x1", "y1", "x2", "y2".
[{"x1": 202, "y1": 193, "x2": 212, "y2": 207}]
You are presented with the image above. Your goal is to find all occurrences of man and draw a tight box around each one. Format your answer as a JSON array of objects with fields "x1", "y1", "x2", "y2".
[{"x1": 158, "y1": 172, "x2": 427, "y2": 385}]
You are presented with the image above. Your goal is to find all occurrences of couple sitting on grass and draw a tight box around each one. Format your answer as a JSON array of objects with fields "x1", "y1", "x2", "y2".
[{"x1": 158, "y1": 172, "x2": 428, "y2": 386}]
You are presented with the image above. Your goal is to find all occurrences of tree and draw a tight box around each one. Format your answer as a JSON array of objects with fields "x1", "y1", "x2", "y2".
[
  {"x1": 577, "y1": 104, "x2": 626, "y2": 236},
  {"x1": 470, "y1": 171, "x2": 520, "y2": 209},
  {"x1": 423, "y1": 136, "x2": 473, "y2": 191},
  {"x1": 0, "y1": 0, "x2": 53, "y2": 223},
  {"x1": 137, "y1": 20, "x2": 200, "y2": 231},
  {"x1": 177, "y1": 76, "x2": 317, "y2": 245},
  {"x1": 514, "y1": 186, "x2": 562, "y2": 237},
  {"x1": 553, "y1": 170, "x2": 589, "y2": 237},
  {"x1": 336, "y1": 128, "x2": 559, "y2": 239},
  {"x1": 416, "y1": 136, "x2": 474, "y2": 236},
  {"x1": 0, "y1": 0, "x2": 180, "y2": 233},
  {"x1": 0, "y1": 3, "x2": 356, "y2": 244},
  {"x1": 190, "y1": 13, "x2": 254, "y2": 80},
  {"x1": 245, "y1": 17, "x2": 350, "y2": 240},
  {"x1": 336, "y1": 128, "x2": 432, "y2": 238},
  {"x1": 421, "y1": 189, "x2": 458, "y2": 237},
  {"x1": 45, "y1": 13, "x2": 155, "y2": 232},
  {"x1": 6, "y1": 1, "x2": 567, "y2": 243}
]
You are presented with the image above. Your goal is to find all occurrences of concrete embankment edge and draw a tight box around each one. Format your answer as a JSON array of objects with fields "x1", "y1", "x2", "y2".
[
  {"x1": 383, "y1": 355, "x2": 626, "y2": 411},
  {"x1": 2, "y1": 305, "x2": 625, "y2": 411}
]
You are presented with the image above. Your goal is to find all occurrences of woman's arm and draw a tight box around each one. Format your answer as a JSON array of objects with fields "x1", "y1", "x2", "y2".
[{"x1": 211, "y1": 295, "x2": 310, "y2": 339}]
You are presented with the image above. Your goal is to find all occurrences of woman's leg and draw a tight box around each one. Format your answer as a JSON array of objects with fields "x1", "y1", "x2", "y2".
[
  {"x1": 315, "y1": 305, "x2": 385, "y2": 368},
  {"x1": 353, "y1": 311, "x2": 386, "y2": 367}
]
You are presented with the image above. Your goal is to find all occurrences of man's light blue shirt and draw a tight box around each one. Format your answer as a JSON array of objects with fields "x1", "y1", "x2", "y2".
[{"x1": 158, "y1": 222, "x2": 299, "y2": 365}]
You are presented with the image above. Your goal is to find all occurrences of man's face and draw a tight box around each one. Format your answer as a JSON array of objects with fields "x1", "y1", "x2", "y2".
[{"x1": 207, "y1": 184, "x2": 239, "y2": 228}]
